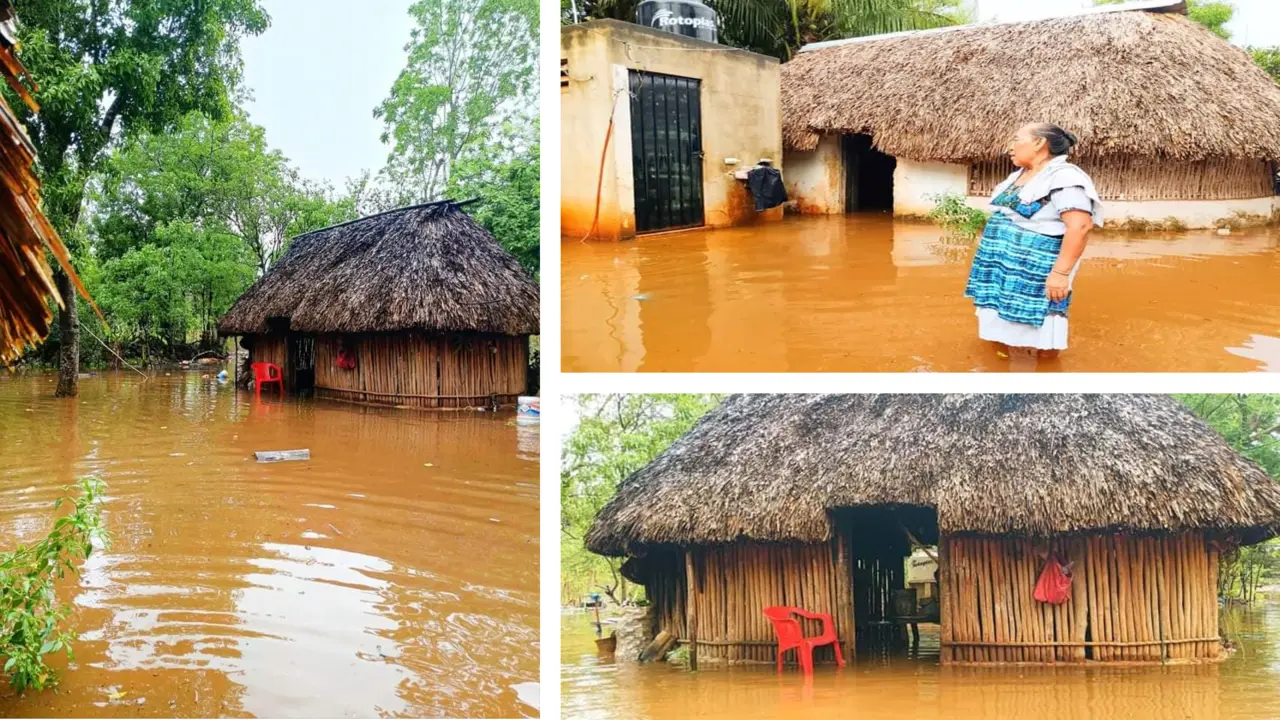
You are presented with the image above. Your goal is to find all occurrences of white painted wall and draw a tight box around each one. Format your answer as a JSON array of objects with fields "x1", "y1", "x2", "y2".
[
  {"x1": 783, "y1": 136, "x2": 845, "y2": 214},
  {"x1": 894, "y1": 159, "x2": 971, "y2": 216}
]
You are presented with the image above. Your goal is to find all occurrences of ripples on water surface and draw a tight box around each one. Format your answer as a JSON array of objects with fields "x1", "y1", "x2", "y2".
[
  {"x1": 563, "y1": 605, "x2": 1280, "y2": 720},
  {"x1": 561, "y1": 215, "x2": 1280, "y2": 372},
  {"x1": 0, "y1": 372, "x2": 539, "y2": 718}
]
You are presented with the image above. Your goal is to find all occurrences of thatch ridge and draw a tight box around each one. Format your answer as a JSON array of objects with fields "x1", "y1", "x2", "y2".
[
  {"x1": 217, "y1": 202, "x2": 539, "y2": 336},
  {"x1": 587, "y1": 395, "x2": 1280, "y2": 556},
  {"x1": 780, "y1": 11, "x2": 1280, "y2": 161}
]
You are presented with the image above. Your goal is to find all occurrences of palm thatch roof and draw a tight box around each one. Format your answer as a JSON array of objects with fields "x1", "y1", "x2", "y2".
[
  {"x1": 587, "y1": 395, "x2": 1280, "y2": 556},
  {"x1": 781, "y1": 7, "x2": 1280, "y2": 162},
  {"x1": 218, "y1": 201, "x2": 539, "y2": 336},
  {"x1": 0, "y1": 15, "x2": 93, "y2": 365}
]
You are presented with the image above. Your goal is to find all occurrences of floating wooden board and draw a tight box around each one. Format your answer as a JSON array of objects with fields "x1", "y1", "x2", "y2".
[{"x1": 254, "y1": 449, "x2": 310, "y2": 463}]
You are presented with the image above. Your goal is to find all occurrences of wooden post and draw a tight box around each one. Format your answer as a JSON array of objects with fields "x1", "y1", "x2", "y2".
[
  {"x1": 939, "y1": 535, "x2": 951, "y2": 664},
  {"x1": 836, "y1": 529, "x2": 856, "y2": 663},
  {"x1": 686, "y1": 550, "x2": 698, "y2": 670}
]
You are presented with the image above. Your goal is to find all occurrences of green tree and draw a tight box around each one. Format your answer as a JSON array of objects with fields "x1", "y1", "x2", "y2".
[
  {"x1": 376, "y1": 0, "x2": 538, "y2": 202},
  {"x1": 1, "y1": 478, "x2": 108, "y2": 693},
  {"x1": 5, "y1": 0, "x2": 268, "y2": 396},
  {"x1": 448, "y1": 141, "x2": 540, "y2": 275},
  {"x1": 84, "y1": 113, "x2": 355, "y2": 359},
  {"x1": 1178, "y1": 394, "x2": 1280, "y2": 605},
  {"x1": 1178, "y1": 394, "x2": 1280, "y2": 478},
  {"x1": 1097, "y1": 0, "x2": 1233, "y2": 39},
  {"x1": 564, "y1": 0, "x2": 969, "y2": 60},
  {"x1": 561, "y1": 395, "x2": 722, "y2": 604},
  {"x1": 1251, "y1": 47, "x2": 1280, "y2": 82}
]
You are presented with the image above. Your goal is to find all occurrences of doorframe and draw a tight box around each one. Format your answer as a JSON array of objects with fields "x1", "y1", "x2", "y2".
[{"x1": 627, "y1": 68, "x2": 706, "y2": 234}]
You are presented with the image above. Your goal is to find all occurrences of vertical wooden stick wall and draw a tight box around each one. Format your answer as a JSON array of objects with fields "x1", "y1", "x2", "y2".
[
  {"x1": 308, "y1": 331, "x2": 528, "y2": 408},
  {"x1": 661, "y1": 541, "x2": 850, "y2": 665},
  {"x1": 940, "y1": 532, "x2": 1220, "y2": 663}
]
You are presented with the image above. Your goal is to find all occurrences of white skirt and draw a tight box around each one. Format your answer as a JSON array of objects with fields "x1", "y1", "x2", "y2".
[{"x1": 976, "y1": 308, "x2": 1068, "y2": 350}]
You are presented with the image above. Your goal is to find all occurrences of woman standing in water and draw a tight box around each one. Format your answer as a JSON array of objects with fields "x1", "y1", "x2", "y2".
[{"x1": 964, "y1": 123, "x2": 1103, "y2": 358}]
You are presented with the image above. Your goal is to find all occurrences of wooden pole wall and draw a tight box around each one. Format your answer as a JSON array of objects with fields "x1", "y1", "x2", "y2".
[
  {"x1": 940, "y1": 532, "x2": 1221, "y2": 664},
  {"x1": 308, "y1": 331, "x2": 528, "y2": 409},
  {"x1": 662, "y1": 541, "x2": 848, "y2": 666}
]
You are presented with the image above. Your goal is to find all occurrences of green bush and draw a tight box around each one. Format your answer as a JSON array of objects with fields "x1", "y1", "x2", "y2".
[
  {"x1": 1, "y1": 478, "x2": 109, "y2": 693},
  {"x1": 928, "y1": 193, "x2": 989, "y2": 236}
]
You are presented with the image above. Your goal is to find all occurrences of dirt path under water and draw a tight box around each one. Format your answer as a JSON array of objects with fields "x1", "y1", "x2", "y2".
[
  {"x1": 562, "y1": 604, "x2": 1280, "y2": 720},
  {"x1": 0, "y1": 372, "x2": 539, "y2": 718},
  {"x1": 561, "y1": 215, "x2": 1280, "y2": 372}
]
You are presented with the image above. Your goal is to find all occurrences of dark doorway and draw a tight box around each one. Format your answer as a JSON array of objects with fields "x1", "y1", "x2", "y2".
[
  {"x1": 835, "y1": 505, "x2": 939, "y2": 656},
  {"x1": 289, "y1": 334, "x2": 316, "y2": 394},
  {"x1": 629, "y1": 70, "x2": 705, "y2": 233},
  {"x1": 843, "y1": 134, "x2": 896, "y2": 212}
]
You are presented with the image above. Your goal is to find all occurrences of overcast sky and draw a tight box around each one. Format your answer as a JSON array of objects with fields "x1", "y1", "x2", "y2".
[{"x1": 240, "y1": 0, "x2": 415, "y2": 187}]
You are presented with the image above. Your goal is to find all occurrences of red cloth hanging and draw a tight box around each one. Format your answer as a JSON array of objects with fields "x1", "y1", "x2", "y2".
[
  {"x1": 1034, "y1": 555, "x2": 1073, "y2": 604},
  {"x1": 335, "y1": 347, "x2": 357, "y2": 370}
]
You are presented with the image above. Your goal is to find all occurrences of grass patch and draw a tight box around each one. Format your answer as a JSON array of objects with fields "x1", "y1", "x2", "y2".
[{"x1": 927, "y1": 193, "x2": 988, "y2": 236}]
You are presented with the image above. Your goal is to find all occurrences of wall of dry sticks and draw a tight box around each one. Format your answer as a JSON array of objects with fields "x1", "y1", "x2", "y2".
[
  {"x1": 246, "y1": 331, "x2": 528, "y2": 408},
  {"x1": 646, "y1": 540, "x2": 855, "y2": 666},
  {"x1": 643, "y1": 531, "x2": 1222, "y2": 667},
  {"x1": 940, "y1": 533, "x2": 1220, "y2": 663},
  {"x1": 968, "y1": 157, "x2": 1274, "y2": 201}
]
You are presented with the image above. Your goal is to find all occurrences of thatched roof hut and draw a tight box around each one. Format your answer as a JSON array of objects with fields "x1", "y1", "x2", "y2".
[
  {"x1": 782, "y1": 7, "x2": 1280, "y2": 161},
  {"x1": 779, "y1": 2, "x2": 1280, "y2": 222},
  {"x1": 590, "y1": 395, "x2": 1280, "y2": 665},
  {"x1": 218, "y1": 201, "x2": 539, "y2": 409},
  {"x1": 219, "y1": 201, "x2": 538, "y2": 337},
  {"x1": 589, "y1": 394, "x2": 1280, "y2": 553},
  {"x1": 0, "y1": 4, "x2": 92, "y2": 364}
]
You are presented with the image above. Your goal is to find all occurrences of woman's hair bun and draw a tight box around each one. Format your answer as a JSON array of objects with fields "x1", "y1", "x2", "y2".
[{"x1": 1032, "y1": 123, "x2": 1078, "y2": 156}]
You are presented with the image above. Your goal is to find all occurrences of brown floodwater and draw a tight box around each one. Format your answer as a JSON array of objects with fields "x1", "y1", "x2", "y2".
[
  {"x1": 562, "y1": 603, "x2": 1280, "y2": 720},
  {"x1": 0, "y1": 371, "x2": 539, "y2": 718},
  {"x1": 561, "y1": 214, "x2": 1280, "y2": 372}
]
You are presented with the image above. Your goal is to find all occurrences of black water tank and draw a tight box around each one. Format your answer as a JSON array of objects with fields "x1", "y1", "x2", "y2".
[{"x1": 636, "y1": 0, "x2": 718, "y2": 44}]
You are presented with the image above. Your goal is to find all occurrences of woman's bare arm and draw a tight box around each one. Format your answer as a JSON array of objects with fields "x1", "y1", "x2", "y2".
[{"x1": 1045, "y1": 209, "x2": 1092, "y2": 302}]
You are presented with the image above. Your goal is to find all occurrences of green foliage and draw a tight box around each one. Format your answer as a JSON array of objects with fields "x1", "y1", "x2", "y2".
[
  {"x1": 1178, "y1": 395, "x2": 1280, "y2": 479},
  {"x1": 1250, "y1": 46, "x2": 1280, "y2": 83},
  {"x1": 77, "y1": 113, "x2": 355, "y2": 361},
  {"x1": 564, "y1": 0, "x2": 968, "y2": 59},
  {"x1": 1097, "y1": 0, "x2": 1233, "y2": 39},
  {"x1": 1, "y1": 478, "x2": 109, "y2": 693},
  {"x1": 561, "y1": 395, "x2": 723, "y2": 604},
  {"x1": 5, "y1": 0, "x2": 269, "y2": 237},
  {"x1": 448, "y1": 140, "x2": 540, "y2": 275},
  {"x1": 928, "y1": 193, "x2": 988, "y2": 236},
  {"x1": 1179, "y1": 395, "x2": 1280, "y2": 605},
  {"x1": 376, "y1": 0, "x2": 538, "y2": 201}
]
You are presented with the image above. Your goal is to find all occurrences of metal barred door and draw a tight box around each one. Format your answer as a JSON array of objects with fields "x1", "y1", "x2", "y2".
[{"x1": 629, "y1": 70, "x2": 704, "y2": 233}]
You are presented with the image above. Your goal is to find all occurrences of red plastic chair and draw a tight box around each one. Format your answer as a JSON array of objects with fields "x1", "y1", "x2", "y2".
[
  {"x1": 763, "y1": 606, "x2": 846, "y2": 674},
  {"x1": 251, "y1": 362, "x2": 284, "y2": 397}
]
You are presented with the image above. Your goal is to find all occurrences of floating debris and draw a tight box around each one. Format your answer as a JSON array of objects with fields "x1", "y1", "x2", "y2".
[{"x1": 255, "y1": 449, "x2": 311, "y2": 463}]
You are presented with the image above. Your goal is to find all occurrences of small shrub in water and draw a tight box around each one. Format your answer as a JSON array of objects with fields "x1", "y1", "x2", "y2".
[
  {"x1": 927, "y1": 193, "x2": 988, "y2": 236},
  {"x1": 0, "y1": 478, "x2": 108, "y2": 693},
  {"x1": 1161, "y1": 216, "x2": 1187, "y2": 232}
]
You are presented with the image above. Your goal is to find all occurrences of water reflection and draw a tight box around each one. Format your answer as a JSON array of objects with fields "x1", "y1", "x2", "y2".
[
  {"x1": 562, "y1": 215, "x2": 1280, "y2": 372},
  {"x1": 563, "y1": 608, "x2": 1280, "y2": 720},
  {"x1": 0, "y1": 372, "x2": 538, "y2": 718}
]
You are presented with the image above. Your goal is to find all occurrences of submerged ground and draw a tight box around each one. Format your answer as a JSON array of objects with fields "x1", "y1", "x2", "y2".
[
  {"x1": 0, "y1": 372, "x2": 539, "y2": 718},
  {"x1": 562, "y1": 604, "x2": 1280, "y2": 720},
  {"x1": 561, "y1": 214, "x2": 1280, "y2": 372}
]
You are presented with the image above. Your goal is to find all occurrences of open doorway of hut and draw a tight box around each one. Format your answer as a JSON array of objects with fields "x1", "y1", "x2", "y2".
[
  {"x1": 288, "y1": 334, "x2": 316, "y2": 395},
  {"x1": 843, "y1": 134, "x2": 896, "y2": 212},
  {"x1": 837, "y1": 505, "x2": 939, "y2": 659}
]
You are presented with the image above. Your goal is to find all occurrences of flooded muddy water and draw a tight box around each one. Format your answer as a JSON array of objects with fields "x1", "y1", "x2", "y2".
[
  {"x1": 0, "y1": 371, "x2": 539, "y2": 718},
  {"x1": 563, "y1": 604, "x2": 1280, "y2": 720},
  {"x1": 561, "y1": 215, "x2": 1280, "y2": 372}
]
